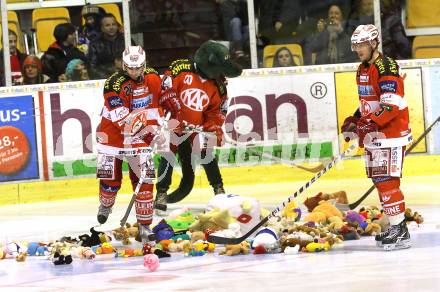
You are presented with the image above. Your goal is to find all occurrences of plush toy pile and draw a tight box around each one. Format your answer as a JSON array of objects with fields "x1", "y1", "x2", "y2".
[{"x1": 0, "y1": 192, "x2": 425, "y2": 268}]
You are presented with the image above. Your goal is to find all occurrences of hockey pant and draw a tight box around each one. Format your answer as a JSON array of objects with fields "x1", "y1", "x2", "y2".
[
  {"x1": 98, "y1": 155, "x2": 154, "y2": 225},
  {"x1": 365, "y1": 146, "x2": 406, "y2": 225}
]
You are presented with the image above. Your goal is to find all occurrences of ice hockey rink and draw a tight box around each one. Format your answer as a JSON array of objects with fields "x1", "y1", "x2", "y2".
[{"x1": 1, "y1": 158, "x2": 440, "y2": 292}]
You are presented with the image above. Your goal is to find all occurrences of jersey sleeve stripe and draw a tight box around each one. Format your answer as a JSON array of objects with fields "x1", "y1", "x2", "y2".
[{"x1": 380, "y1": 93, "x2": 408, "y2": 110}]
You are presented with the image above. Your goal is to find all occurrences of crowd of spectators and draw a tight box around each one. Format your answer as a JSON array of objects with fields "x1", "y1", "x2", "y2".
[{"x1": 0, "y1": 0, "x2": 419, "y2": 85}]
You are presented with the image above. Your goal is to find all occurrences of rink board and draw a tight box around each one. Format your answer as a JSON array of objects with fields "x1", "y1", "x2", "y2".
[{"x1": 1, "y1": 59, "x2": 440, "y2": 204}]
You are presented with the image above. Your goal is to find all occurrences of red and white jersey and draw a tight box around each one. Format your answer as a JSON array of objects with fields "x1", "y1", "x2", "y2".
[
  {"x1": 163, "y1": 59, "x2": 226, "y2": 131},
  {"x1": 97, "y1": 68, "x2": 163, "y2": 155},
  {"x1": 356, "y1": 55, "x2": 412, "y2": 148}
]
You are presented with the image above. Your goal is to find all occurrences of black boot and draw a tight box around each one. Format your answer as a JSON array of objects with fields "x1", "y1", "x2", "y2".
[
  {"x1": 381, "y1": 219, "x2": 411, "y2": 251},
  {"x1": 213, "y1": 184, "x2": 225, "y2": 195},
  {"x1": 154, "y1": 191, "x2": 168, "y2": 215}
]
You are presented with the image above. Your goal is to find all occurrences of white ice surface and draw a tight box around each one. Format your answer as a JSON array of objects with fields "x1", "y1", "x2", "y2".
[{"x1": 1, "y1": 195, "x2": 440, "y2": 292}]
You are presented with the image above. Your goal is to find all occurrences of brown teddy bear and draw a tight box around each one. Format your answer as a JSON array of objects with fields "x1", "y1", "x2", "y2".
[
  {"x1": 405, "y1": 208, "x2": 424, "y2": 225},
  {"x1": 280, "y1": 233, "x2": 313, "y2": 252},
  {"x1": 190, "y1": 231, "x2": 206, "y2": 243},
  {"x1": 112, "y1": 225, "x2": 131, "y2": 245},
  {"x1": 303, "y1": 191, "x2": 348, "y2": 212},
  {"x1": 219, "y1": 242, "x2": 250, "y2": 256}
]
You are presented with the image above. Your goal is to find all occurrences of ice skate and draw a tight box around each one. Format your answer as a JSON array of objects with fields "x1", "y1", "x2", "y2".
[
  {"x1": 382, "y1": 220, "x2": 411, "y2": 251},
  {"x1": 136, "y1": 224, "x2": 156, "y2": 244},
  {"x1": 97, "y1": 204, "x2": 112, "y2": 224},
  {"x1": 375, "y1": 227, "x2": 392, "y2": 247}
]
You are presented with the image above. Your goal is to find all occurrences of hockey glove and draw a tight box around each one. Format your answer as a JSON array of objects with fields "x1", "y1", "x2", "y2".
[
  {"x1": 341, "y1": 116, "x2": 359, "y2": 142},
  {"x1": 356, "y1": 116, "x2": 379, "y2": 148},
  {"x1": 204, "y1": 121, "x2": 224, "y2": 147},
  {"x1": 160, "y1": 89, "x2": 180, "y2": 118}
]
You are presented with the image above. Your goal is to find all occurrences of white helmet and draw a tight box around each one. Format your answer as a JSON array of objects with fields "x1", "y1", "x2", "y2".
[
  {"x1": 351, "y1": 24, "x2": 379, "y2": 49},
  {"x1": 122, "y1": 46, "x2": 146, "y2": 69}
]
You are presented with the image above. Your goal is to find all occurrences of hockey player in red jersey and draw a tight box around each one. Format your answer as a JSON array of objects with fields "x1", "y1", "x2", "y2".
[
  {"x1": 96, "y1": 46, "x2": 164, "y2": 243},
  {"x1": 155, "y1": 40, "x2": 242, "y2": 213},
  {"x1": 341, "y1": 24, "x2": 413, "y2": 251}
]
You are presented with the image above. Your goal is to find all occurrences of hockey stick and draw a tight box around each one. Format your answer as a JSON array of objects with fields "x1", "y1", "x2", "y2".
[
  {"x1": 225, "y1": 139, "x2": 325, "y2": 173},
  {"x1": 119, "y1": 156, "x2": 153, "y2": 227},
  {"x1": 335, "y1": 114, "x2": 440, "y2": 211},
  {"x1": 207, "y1": 143, "x2": 357, "y2": 244},
  {"x1": 181, "y1": 126, "x2": 326, "y2": 173}
]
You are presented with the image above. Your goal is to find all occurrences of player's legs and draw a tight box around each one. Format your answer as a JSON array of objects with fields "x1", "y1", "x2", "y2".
[
  {"x1": 366, "y1": 146, "x2": 410, "y2": 250},
  {"x1": 157, "y1": 137, "x2": 196, "y2": 207},
  {"x1": 97, "y1": 156, "x2": 123, "y2": 224},
  {"x1": 201, "y1": 149, "x2": 225, "y2": 194},
  {"x1": 155, "y1": 155, "x2": 174, "y2": 212},
  {"x1": 128, "y1": 156, "x2": 155, "y2": 243}
]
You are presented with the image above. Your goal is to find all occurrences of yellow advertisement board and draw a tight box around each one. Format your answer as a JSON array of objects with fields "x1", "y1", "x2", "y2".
[{"x1": 335, "y1": 68, "x2": 426, "y2": 154}]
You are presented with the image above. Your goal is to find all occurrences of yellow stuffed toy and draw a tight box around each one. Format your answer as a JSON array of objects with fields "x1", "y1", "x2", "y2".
[
  {"x1": 189, "y1": 209, "x2": 235, "y2": 232},
  {"x1": 282, "y1": 200, "x2": 301, "y2": 222}
]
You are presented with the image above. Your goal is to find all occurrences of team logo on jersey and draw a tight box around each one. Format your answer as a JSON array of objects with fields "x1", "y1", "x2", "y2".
[
  {"x1": 360, "y1": 99, "x2": 372, "y2": 116},
  {"x1": 379, "y1": 80, "x2": 397, "y2": 93},
  {"x1": 131, "y1": 95, "x2": 152, "y2": 109},
  {"x1": 359, "y1": 75, "x2": 369, "y2": 82},
  {"x1": 358, "y1": 85, "x2": 374, "y2": 97},
  {"x1": 382, "y1": 195, "x2": 391, "y2": 202},
  {"x1": 180, "y1": 88, "x2": 210, "y2": 111},
  {"x1": 108, "y1": 96, "x2": 124, "y2": 108}
]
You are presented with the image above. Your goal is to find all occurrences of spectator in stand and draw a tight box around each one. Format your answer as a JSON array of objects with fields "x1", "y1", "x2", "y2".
[
  {"x1": 216, "y1": 0, "x2": 249, "y2": 58},
  {"x1": 41, "y1": 23, "x2": 87, "y2": 83},
  {"x1": 254, "y1": 0, "x2": 283, "y2": 46},
  {"x1": 78, "y1": 4, "x2": 106, "y2": 55},
  {"x1": 81, "y1": 4, "x2": 105, "y2": 43},
  {"x1": 65, "y1": 59, "x2": 90, "y2": 81},
  {"x1": 276, "y1": 0, "x2": 304, "y2": 44},
  {"x1": 88, "y1": 13, "x2": 126, "y2": 79},
  {"x1": 0, "y1": 30, "x2": 27, "y2": 86},
  {"x1": 296, "y1": 0, "x2": 350, "y2": 50},
  {"x1": 347, "y1": 0, "x2": 374, "y2": 33},
  {"x1": 304, "y1": 4, "x2": 357, "y2": 65},
  {"x1": 272, "y1": 47, "x2": 298, "y2": 67},
  {"x1": 21, "y1": 55, "x2": 50, "y2": 85},
  {"x1": 301, "y1": 0, "x2": 351, "y2": 20},
  {"x1": 381, "y1": 0, "x2": 411, "y2": 59}
]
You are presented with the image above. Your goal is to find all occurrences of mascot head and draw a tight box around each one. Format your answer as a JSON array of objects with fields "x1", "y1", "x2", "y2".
[{"x1": 194, "y1": 41, "x2": 242, "y2": 80}]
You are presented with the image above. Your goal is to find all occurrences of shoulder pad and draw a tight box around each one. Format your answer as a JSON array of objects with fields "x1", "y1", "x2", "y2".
[
  {"x1": 144, "y1": 67, "x2": 159, "y2": 76},
  {"x1": 104, "y1": 71, "x2": 129, "y2": 94},
  {"x1": 168, "y1": 59, "x2": 196, "y2": 77},
  {"x1": 374, "y1": 56, "x2": 399, "y2": 77}
]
